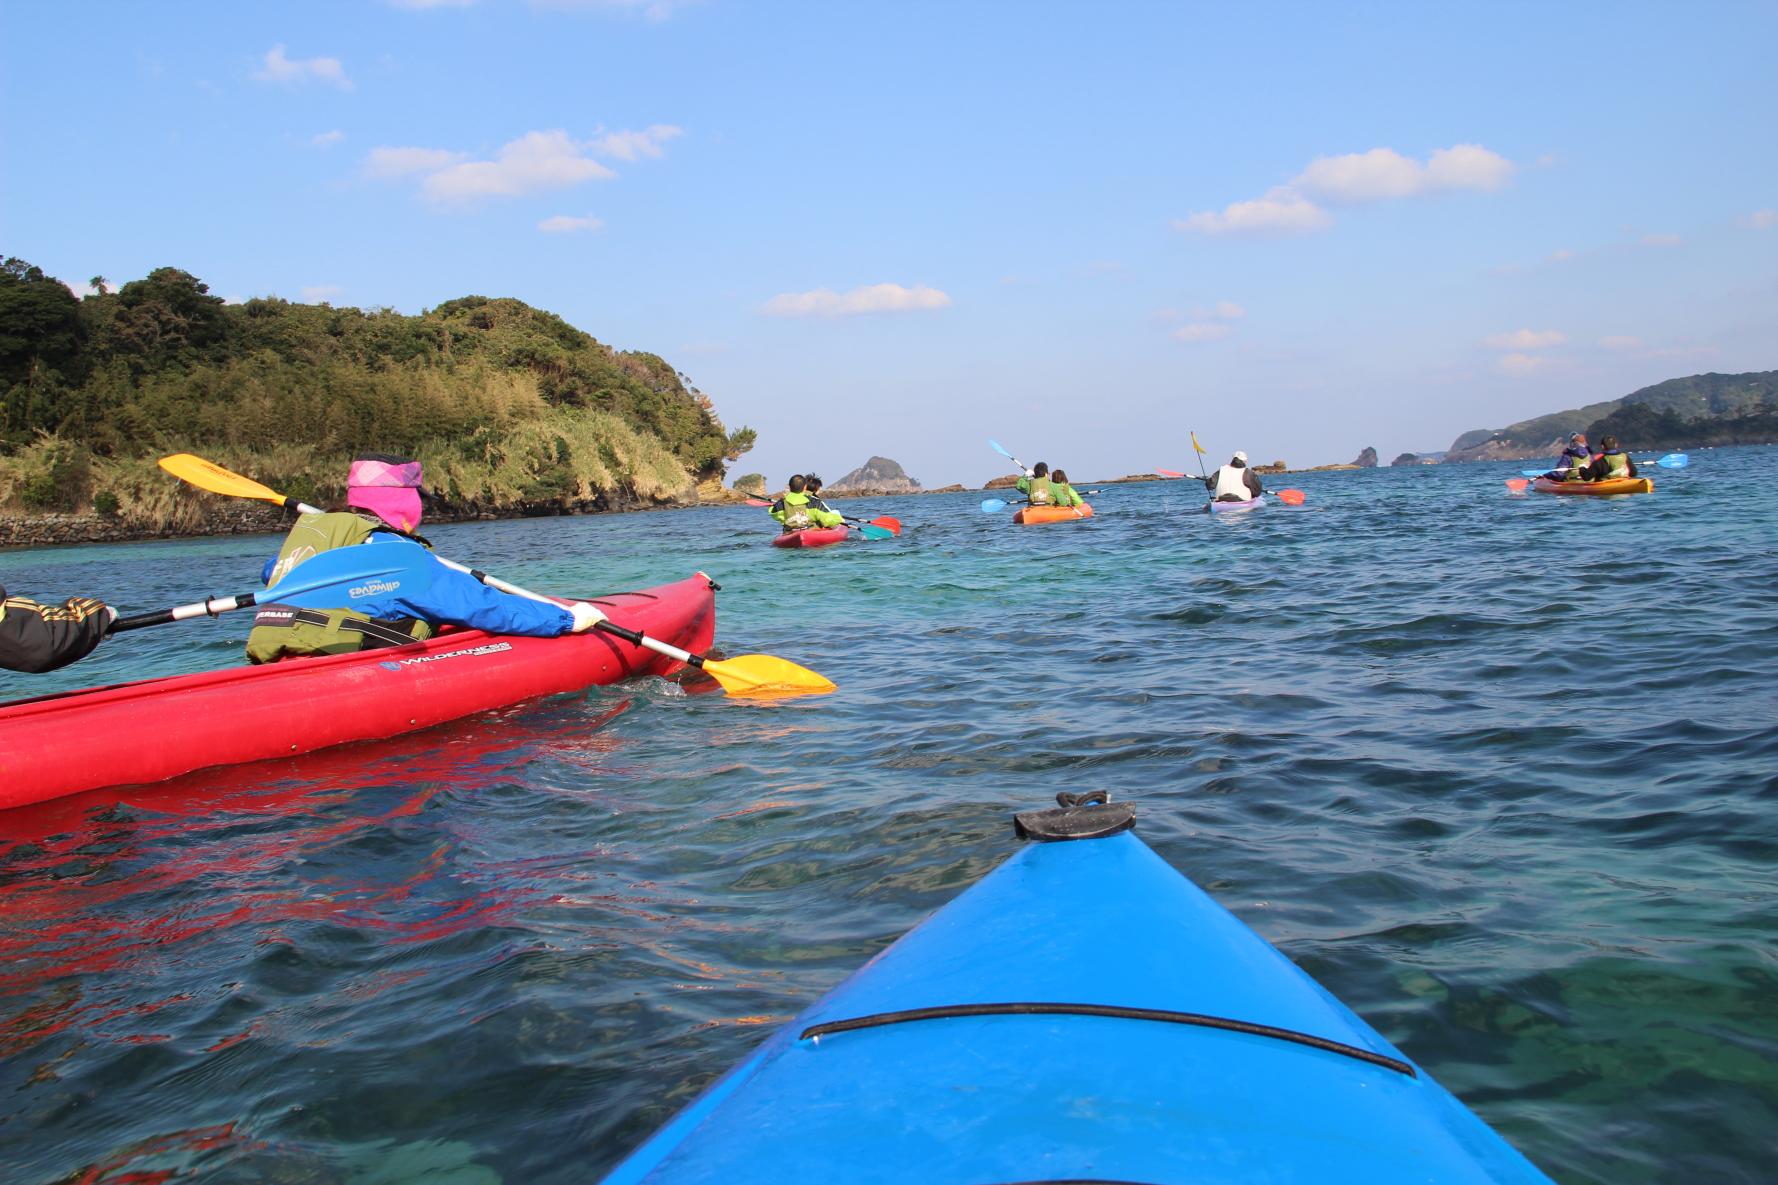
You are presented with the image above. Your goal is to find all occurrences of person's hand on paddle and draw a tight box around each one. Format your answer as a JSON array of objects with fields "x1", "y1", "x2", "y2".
[{"x1": 568, "y1": 602, "x2": 607, "y2": 633}]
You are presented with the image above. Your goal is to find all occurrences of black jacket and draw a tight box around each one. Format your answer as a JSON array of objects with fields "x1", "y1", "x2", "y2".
[{"x1": 0, "y1": 585, "x2": 111, "y2": 673}]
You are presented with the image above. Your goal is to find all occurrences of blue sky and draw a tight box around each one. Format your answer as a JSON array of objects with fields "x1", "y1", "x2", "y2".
[{"x1": 5, "y1": 1, "x2": 1775, "y2": 485}]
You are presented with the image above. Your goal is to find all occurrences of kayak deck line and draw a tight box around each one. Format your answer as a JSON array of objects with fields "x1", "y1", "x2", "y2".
[{"x1": 800, "y1": 1001, "x2": 1416, "y2": 1078}]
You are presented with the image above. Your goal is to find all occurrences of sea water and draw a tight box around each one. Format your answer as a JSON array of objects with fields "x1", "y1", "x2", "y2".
[{"x1": 1, "y1": 448, "x2": 1774, "y2": 1183}]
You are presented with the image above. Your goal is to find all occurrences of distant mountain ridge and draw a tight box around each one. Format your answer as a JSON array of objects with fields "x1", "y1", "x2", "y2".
[{"x1": 1445, "y1": 371, "x2": 1778, "y2": 462}]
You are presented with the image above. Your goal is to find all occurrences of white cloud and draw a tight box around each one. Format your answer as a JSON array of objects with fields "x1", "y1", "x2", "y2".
[
  {"x1": 761, "y1": 283, "x2": 951, "y2": 318},
  {"x1": 1211, "y1": 300, "x2": 1245, "y2": 319},
  {"x1": 312, "y1": 130, "x2": 345, "y2": 148},
  {"x1": 1423, "y1": 144, "x2": 1516, "y2": 192},
  {"x1": 366, "y1": 126, "x2": 678, "y2": 205},
  {"x1": 1498, "y1": 352, "x2": 1548, "y2": 376},
  {"x1": 589, "y1": 124, "x2": 682, "y2": 161},
  {"x1": 1293, "y1": 148, "x2": 1426, "y2": 202},
  {"x1": 423, "y1": 130, "x2": 615, "y2": 201},
  {"x1": 1171, "y1": 322, "x2": 1233, "y2": 342},
  {"x1": 1546, "y1": 247, "x2": 1575, "y2": 262},
  {"x1": 1484, "y1": 328, "x2": 1566, "y2": 350},
  {"x1": 1739, "y1": 209, "x2": 1777, "y2": 230},
  {"x1": 253, "y1": 45, "x2": 352, "y2": 89},
  {"x1": 1178, "y1": 143, "x2": 1514, "y2": 237},
  {"x1": 531, "y1": 0, "x2": 692, "y2": 20},
  {"x1": 365, "y1": 146, "x2": 465, "y2": 177},
  {"x1": 301, "y1": 284, "x2": 345, "y2": 301},
  {"x1": 1599, "y1": 335, "x2": 1642, "y2": 350},
  {"x1": 1640, "y1": 233, "x2": 1682, "y2": 247},
  {"x1": 1174, "y1": 188, "x2": 1332, "y2": 236},
  {"x1": 538, "y1": 213, "x2": 604, "y2": 233}
]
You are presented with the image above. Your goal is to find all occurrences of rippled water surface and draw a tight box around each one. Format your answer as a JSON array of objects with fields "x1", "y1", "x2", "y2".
[{"x1": 3, "y1": 449, "x2": 1775, "y2": 1183}]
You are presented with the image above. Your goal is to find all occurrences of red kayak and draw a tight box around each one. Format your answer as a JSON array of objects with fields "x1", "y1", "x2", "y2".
[
  {"x1": 0, "y1": 574, "x2": 717, "y2": 812},
  {"x1": 771, "y1": 526, "x2": 849, "y2": 549}
]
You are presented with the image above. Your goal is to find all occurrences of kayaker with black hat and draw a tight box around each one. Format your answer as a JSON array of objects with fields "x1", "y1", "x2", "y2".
[
  {"x1": 803, "y1": 473, "x2": 839, "y2": 518},
  {"x1": 769, "y1": 474, "x2": 843, "y2": 533},
  {"x1": 1207, "y1": 451, "x2": 1264, "y2": 502},
  {"x1": 244, "y1": 452, "x2": 605, "y2": 664},
  {"x1": 0, "y1": 586, "x2": 113, "y2": 673},
  {"x1": 1017, "y1": 462, "x2": 1056, "y2": 507},
  {"x1": 1580, "y1": 435, "x2": 1638, "y2": 483}
]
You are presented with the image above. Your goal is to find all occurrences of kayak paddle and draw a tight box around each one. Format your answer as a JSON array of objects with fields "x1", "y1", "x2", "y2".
[
  {"x1": 987, "y1": 438, "x2": 1030, "y2": 474},
  {"x1": 108, "y1": 543, "x2": 435, "y2": 634},
  {"x1": 158, "y1": 454, "x2": 836, "y2": 698},
  {"x1": 1520, "y1": 453, "x2": 1687, "y2": 478},
  {"x1": 1156, "y1": 468, "x2": 1188, "y2": 478}
]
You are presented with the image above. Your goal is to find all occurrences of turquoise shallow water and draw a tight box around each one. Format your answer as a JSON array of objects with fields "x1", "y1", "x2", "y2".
[{"x1": 1, "y1": 448, "x2": 1775, "y2": 1183}]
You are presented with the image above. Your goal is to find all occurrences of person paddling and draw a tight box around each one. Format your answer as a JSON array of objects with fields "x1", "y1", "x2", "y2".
[
  {"x1": 770, "y1": 474, "x2": 844, "y2": 533},
  {"x1": 0, "y1": 586, "x2": 113, "y2": 673},
  {"x1": 1017, "y1": 462, "x2": 1056, "y2": 507},
  {"x1": 1541, "y1": 432, "x2": 1593, "y2": 482},
  {"x1": 1580, "y1": 435, "x2": 1638, "y2": 482},
  {"x1": 1206, "y1": 451, "x2": 1264, "y2": 502},
  {"x1": 244, "y1": 453, "x2": 604, "y2": 664},
  {"x1": 803, "y1": 474, "x2": 839, "y2": 518},
  {"x1": 1049, "y1": 469, "x2": 1086, "y2": 509}
]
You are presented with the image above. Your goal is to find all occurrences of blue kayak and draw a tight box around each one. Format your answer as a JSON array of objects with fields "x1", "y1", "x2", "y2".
[{"x1": 601, "y1": 795, "x2": 1554, "y2": 1184}]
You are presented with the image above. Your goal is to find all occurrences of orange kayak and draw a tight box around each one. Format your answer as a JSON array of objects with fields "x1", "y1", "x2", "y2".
[
  {"x1": 1013, "y1": 503, "x2": 1094, "y2": 524},
  {"x1": 1531, "y1": 477, "x2": 1653, "y2": 496}
]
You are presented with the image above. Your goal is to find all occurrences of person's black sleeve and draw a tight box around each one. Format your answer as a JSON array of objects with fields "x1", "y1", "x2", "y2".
[
  {"x1": 0, "y1": 592, "x2": 111, "y2": 674},
  {"x1": 1245, "y1": 470, "x2": 1263, "y2": 496},
  {"x1": 1627, "y1": 458, "x2": 1639, "y2": 477}
]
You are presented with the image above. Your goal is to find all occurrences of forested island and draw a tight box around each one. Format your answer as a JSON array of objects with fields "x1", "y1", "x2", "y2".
[
  {"x1": 0, "y1": 257, "x2": 754, "y2": 544},
  {"x1": 1443, "y1": 371, "x2": 1778, "y2": 462}
]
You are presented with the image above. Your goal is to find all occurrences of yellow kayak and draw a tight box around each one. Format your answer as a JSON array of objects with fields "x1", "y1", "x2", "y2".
[{"x1": 1532, "y1": 476, "x2": 1653, "y2": 496}]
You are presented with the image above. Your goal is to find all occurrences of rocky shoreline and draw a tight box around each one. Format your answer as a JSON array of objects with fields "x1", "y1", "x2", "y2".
[{"x1": 0, "y1": 481, "x2": 762, "y2": 551}]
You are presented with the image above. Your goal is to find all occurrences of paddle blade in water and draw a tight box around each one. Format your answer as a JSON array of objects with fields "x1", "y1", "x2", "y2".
[
  {"x1": 859, "y1": 524, "x2": 893, "y2": 540},
  {"x1": 1505, "y1": 477, "x2": 1531, "y2": 492},
  {"x1": 981, "y1": 499, "x2": 1008, "y2": 513},
  {"x1": 869, "y1": 515, "x2": 902, "y2": 534},
  {"x1": 160, "y1": 454, "x2": 285, "y2": 504},
  {"x1": 1276, "y1": 489, "x2": 1306, "y2": 506},
  {"x1": 1658, "y1": 453, "x2": 1689, "y2": 468},
  {"x1": 704, "y1": 653, "x2": 836, "y2": 698}
]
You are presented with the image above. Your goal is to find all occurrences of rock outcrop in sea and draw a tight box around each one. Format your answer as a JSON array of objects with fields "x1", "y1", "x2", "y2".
[
  {"x1": 830, "y1": 457, "x2": 922, "y2": 495},
  {"x1": 1352, "y1": 447, "x2": 1379, "y2": 468}
]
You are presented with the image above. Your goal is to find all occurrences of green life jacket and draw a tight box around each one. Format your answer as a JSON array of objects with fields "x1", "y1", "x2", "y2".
[
  {"x1": 1598, "y1": 451, "x2": 1631, "y2": 479},
  {"x1": 1024, "y1": 477, "x2": 1055, "y2": 506},
  {"x1": 244, "y1": 512, "x2": 434, "y2": 664},
  {"x1": 775, "y1": 491, "x2": 816, "y2": 532}
]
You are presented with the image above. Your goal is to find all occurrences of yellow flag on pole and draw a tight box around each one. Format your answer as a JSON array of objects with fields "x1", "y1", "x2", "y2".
[{"x1": 1190, "y1": 431, "x2": 1207, "y2": 455}]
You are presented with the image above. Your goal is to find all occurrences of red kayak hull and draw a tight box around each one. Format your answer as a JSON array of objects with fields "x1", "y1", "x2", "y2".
[
  {"x1": 771, "y1": 526, "x2": 849, "y2": 548},
  {"x1": 0, "y1": 574, "x2": 717, "y2": 811}
]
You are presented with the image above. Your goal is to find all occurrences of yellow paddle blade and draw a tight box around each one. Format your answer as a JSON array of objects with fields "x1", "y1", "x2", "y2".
[
  {"x1": 159, "y1": 454, "x2": 286, "y2": 505},
  {"x1": 702, "y1": 653, "x2": 836, "y2": 698},
  {"x1": 1190, "y1": 431, "x2": 1207, "y2": 455}
]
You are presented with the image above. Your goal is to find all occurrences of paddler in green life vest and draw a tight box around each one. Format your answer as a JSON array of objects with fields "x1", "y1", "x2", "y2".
[
  {"x1": 1048, "y1": 469, "x2": 1085, "y2": 509},
  {"x1": 244, "y1": 453, "x2": 604, "y2": 664},
  {"x1": 1016, "y1": 462, "x2": 1056, "y2": 507},
  {"x1": 1580, "y1": 435, "x2": 1639, "y2": 482},
  {"x1": 769, "y1": 474, "x2": 844, "y2": 533}
]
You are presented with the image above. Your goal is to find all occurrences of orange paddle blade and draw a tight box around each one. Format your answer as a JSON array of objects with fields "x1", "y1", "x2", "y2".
[
  {"x1": 869, "y1": 516, "x2": 902, "y2": 534},
  {"x1": 1276, "y1": 489, "x2": 1305, "y2": 506},
  {"x1": 1505, "y1": 478, "x2": 1531, "y2": 492},
  {"x1": 159, "y1": 454, "x2": 287, "y2": 505},
  {"x1": 703, "y1": 653, "x2": 836, "y2": 698},
  {"x1": 1156, "y1": 468, "x2": 1187, "y2": 478}
]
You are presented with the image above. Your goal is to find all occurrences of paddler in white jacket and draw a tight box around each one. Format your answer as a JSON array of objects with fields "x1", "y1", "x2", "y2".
[{"x1": 1206, "y1": 451, "x2": 1265, "y2": 502}]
